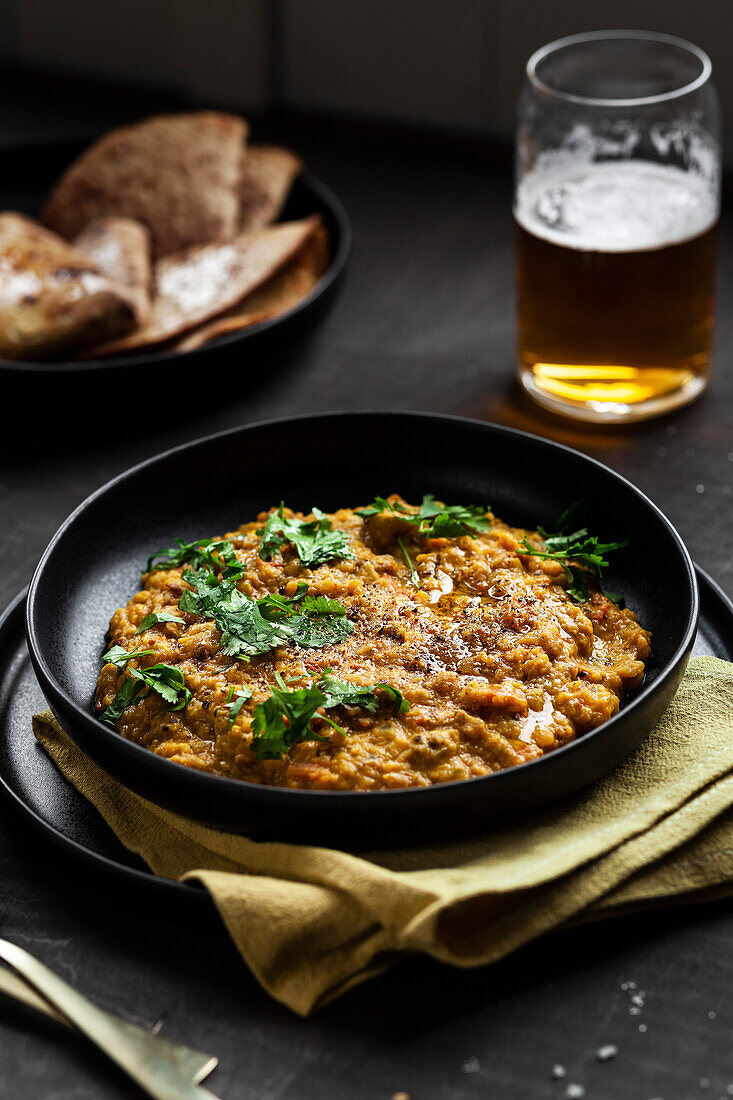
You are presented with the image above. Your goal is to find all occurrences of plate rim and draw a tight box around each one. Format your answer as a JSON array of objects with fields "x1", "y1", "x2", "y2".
[
  {"x1": 25, "y1": 409, "x2": 700, "y2": 807},
  {"x1": 0, "y1": 586, "x2": 199, "y2": 897},
  {"x1": 0, "y1": 131, "x2": 352, "y2": 374},
  {"x1": 3, "y1": 561, "x2": 730, "y2": 888}
]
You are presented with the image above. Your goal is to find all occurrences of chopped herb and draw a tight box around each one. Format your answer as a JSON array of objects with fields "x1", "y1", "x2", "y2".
[
  {"x1": 357, "y1": 494, "x2": 491, "y2": 539},
  {"x1": 519, "y1": 504, "x2": 628, "y2": 603},
  {"x1": 318, "y1": 671, "x2": 409, "y2": 716},
  {"x1": 250, "y1": 671, "x2": 409, "y2": 760},
  {"x1": 179, "y1": 571, "x2": 354, "y2": 660},
  {"x1": 100, "y1": 650, "x2": 191, "y2": 725},
  {"x1": 99, "y1": 676, "x2": 145, "y2": 726},
  {"x1": 397, "y1": 536, "x2": 418, "y2": 584},
  {"x1": 146, "y1": 537, "x2": 242, "y2": 577},
  {"x1": 250, "y1": 674, "x2": 338, "y2": 759},
  {"x1": 220, "y1": 685, "x2": 253, "y2": 728},
  {"x1": 134, "y1": 611, "x2": 185, "y2": 634},
  {"x1": 103, "y1": 645, "x2": 157, "y2": 666},
  {"x1": 258, "y1": 504, "x2": 355, "y2": 567}
]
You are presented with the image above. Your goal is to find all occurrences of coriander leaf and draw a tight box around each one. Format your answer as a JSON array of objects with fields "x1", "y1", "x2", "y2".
[
  {"x1": 99, "y1": 676, "x2": 145, "y2": 726},
  {"x1": 357, "y1": 494, "x2": 491, "y2": 539},
  {"x1": 135, "y1": 611, "x2": 185, "y2": 634},
  {"x1": 251, "y1": 677, "x2": 339, "y2": 760},
  {"x1": 103, "y1": 645, "x2": 157, "y2": 666},
  {"x1": 413, "y1": 494, "x2": 491, "y2": 537},
  {"x1": 180, "y1": 570, "x2": 291, "y2": 658},
  {"x1": 250, "y1": 671, "x2": 410, "y2": 760},
  {"x1": 372, "y1": 682, "x2": 410, "y2": 716},
  {"x1": 259, "y1": 591, "x2": 354, "y2": 649},
  {"x1": 219, "y1": 685, "x2": 253, "y2": 728},
  {"x1": 397, "y1": 536, "x2": 418, "y2": 584},
  {"x1": 146, "y1": 537, "x2": 242, "y2": 578},
  {"x1": 519, "y1": 504, "x2": 628, "y2": 604},
  {"x1": 128, "y1": 662, "x2": 191, "y2": 710},
  {"x1": 99, "y1": 658, "x2": 190, "y2": 725},
  {"x1": 354, "y1": 495, "x2": 397, "y2": 519},
  {"x1": 179, "y1": 570, "x2": 354, "y2": 660},
  {"x1": 258, "y1": 503, "x2": 354, "y2": 567},
  {"x1": 319, "y1": 672, "x2": 409, "y2": 716}
]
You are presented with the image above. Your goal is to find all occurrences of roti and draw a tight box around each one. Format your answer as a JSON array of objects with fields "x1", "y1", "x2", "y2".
[
  {"x1": 74, "y1": 217, "x2": 152, "y2": 323},
  {"x1": 80, "y1": 216, "x2": 322, "y2": 358},
  {"x1": 0, "y1": 213, "x2": 136, "y2": 360},
  {"x1": 240, "y1": 145, "x2": 303, "y2": 230},
  {"x1": 42, "y1": 112, "x2": 247, "y2": 258},
  {"x1": 174, "y1": 224, "x2": 329, "y2": 351}
]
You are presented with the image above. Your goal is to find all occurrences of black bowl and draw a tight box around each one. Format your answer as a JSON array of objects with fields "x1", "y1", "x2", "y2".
[
  {"x1": 0, "y1": 135, "x2": 351, "y2": 377},
  {"x1": 26, "y1": 412, "x2": 697, "y2": 848}
]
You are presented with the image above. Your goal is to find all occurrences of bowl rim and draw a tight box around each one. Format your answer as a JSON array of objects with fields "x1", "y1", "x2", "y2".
[
  {"x1": 26, "y1": 410, "x2": 699, "y2": 806},
  {"x1": 0, "y1": 144, "x2": 352, "y2": 375}
]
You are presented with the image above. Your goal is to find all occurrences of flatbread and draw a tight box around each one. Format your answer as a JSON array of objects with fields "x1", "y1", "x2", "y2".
[
  {"x1": 73, "y1": 217, "x2": 152, "y2": 323},
  {"x1": 42, "y1": 112, "x2": 247, "y2": 258},
  {"x1": 0, "y1": 213, "x2": 136, "y2": 360},
  {"x1": 174, "y1": 224, "x2": 329, "y2": 351},
  {"x1": 240, "y1": 145, "x2": 303, "y2": 230},
  {"x1": 80, "y1": 215, "x2": 321, "y2": 358}
]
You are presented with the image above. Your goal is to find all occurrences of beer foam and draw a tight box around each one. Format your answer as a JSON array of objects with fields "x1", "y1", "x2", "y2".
[{"x1": 515, "y1": 160, "x2": 718, "y2": 252}]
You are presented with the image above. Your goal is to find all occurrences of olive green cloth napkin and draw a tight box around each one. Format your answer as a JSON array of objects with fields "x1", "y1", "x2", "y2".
[{"x1": 32, "y1": 656, "x2": 733, "y2": 1016}]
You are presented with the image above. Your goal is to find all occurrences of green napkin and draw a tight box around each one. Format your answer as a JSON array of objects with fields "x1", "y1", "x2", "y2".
[{"x1": 33, "y1": 656, "x2": 733, "y2": 1016}]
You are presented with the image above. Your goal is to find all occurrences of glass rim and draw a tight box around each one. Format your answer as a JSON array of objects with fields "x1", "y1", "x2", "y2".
[{"x1": 526, "y1": 30, "x2": 712, "y2": 107}]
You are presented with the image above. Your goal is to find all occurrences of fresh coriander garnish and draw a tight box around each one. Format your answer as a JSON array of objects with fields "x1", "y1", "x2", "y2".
[
  {"x1": 146, "y1": 537, "x2": 242, "y2": 577},
  {"x1": 356, "y1": 494, "x2": 490, "y2": 579},
  {"x1": 100, "y1": 649, "x2": 191, "y2": 725},
  {"x1": 178, "y1": 571, "x2": 354, "y2": 660},
  {"x1": 519, "y1": 504, "x2": 628, "y2": 603},
  {"x1": 317, "y1": 671, "x2": 409, "y2": 716},
  {"x1": 356, "y1": 494, "x2": 491, "y2": 539},
  {"x1": 258, "y1": 504, "x2": 355, "y2": 567},
  {"x1": 397, "y1": 536, "x2": 418, "y2": 584},
  {"x1": 250, "y1": 671, "x2": 409, "y2": 760},
  {"x1": 219, "y1": 685, "x2": 253, "y2": 728},
  {"x1": 134, "y1": 611, "x2": 185, "y2": 634},
  {"x1": 103, "y1": 645, "x2": 157, "y2": 665},
  {"x1": 100, "y1": 675, "x2": 146, "y2": 726}
]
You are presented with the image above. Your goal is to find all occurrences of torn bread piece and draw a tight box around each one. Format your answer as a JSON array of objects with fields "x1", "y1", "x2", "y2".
[
  {"x1": 42, "y1": 112, "x2": 247, "y2": 258},
  {"x1": 80, "y1": 215, "x2": 322, "y2": 358},
  {"x1": 74, "y1": 217, "x2": 152, "y2": 324},
  {"x1": 0, "y1": 213, "x2": 136, "y2": 360},
  {"x1": 174, "y1": 224, "x2": 329, "y2": 351},
  {"x1": 240, "y1": 145, "x2": 303, "y2": 231}
]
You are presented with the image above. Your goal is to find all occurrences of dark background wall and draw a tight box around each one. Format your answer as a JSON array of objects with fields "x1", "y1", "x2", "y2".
[{"x1": 2, "y1": 1, "x2": 731, "y2": 158}]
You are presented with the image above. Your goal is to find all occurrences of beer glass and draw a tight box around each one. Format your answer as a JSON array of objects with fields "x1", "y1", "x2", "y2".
[{"x1": 515, "y1": 31, "x2": 720, "y2": 422}]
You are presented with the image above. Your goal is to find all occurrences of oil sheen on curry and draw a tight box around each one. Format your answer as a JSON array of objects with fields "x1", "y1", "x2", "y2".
[{"x1": 94, "y1": 495, "x2": 651, "y2": 790}]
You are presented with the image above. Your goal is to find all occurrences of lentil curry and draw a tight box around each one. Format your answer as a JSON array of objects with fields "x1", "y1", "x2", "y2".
[{"x1": 94, "y1": 496, "x2": 651, "y2": 790}]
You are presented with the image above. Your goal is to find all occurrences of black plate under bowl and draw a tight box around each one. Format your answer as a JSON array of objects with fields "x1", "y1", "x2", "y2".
[
  {"x1": 0, "y1": 135, "x2": 351, "y2": 377},
  {"x1": 25, "y1": 412, "x2": 698, "y2": 849},
  {"x1": 5, "y1": 566, "x2": 731, "y2": 887}
]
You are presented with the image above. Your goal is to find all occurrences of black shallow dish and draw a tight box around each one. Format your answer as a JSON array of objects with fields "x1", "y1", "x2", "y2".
[
  {"x1": 5, "y1": 570, "x2": 731, "y2": 887},
  {"x1": 5, "y1": 567, "x2": 730, "y2": 888},
  {"x1": 26, "y1": 412, "x2": 698, "y2": 849},
  {"x1": 0, "y1": 136, "x2": 351, "y2": 377}
]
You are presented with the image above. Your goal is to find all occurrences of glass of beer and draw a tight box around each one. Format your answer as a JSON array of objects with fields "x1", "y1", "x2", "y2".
[{"x1": 515, "y1": 31, "x2": 720, "y2": 422}]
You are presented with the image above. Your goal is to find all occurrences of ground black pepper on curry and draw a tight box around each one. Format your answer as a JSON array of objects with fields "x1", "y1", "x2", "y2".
[{"x1": 94, "y1": 495, "x2": 651, "y2": 790}]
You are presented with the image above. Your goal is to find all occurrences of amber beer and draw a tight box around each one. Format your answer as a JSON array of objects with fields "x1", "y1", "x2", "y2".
[{"x1": 515, "y1": 161, "x2": 718, "y2": 415}]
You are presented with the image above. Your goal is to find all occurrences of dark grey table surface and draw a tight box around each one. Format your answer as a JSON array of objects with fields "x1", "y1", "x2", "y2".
[{"x1": 0, "y1": 70, "x2": 732, "y2": 1100}]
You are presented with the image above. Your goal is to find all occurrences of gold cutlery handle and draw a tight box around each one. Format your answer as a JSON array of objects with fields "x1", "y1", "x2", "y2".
[{"x1": 0, "y1": 938, "x2": 219, "y2": 1099}]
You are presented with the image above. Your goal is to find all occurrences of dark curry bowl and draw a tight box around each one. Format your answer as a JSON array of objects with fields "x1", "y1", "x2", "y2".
[
  {"x1": 0, "y1": 135, "x2": 351, "y2": 378},
  {"x1": 26, "y1": 412, "x2": 697, "y2": 849}
]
